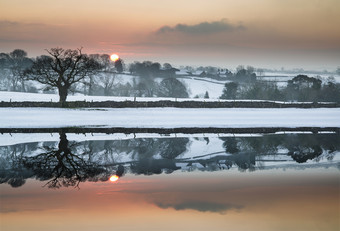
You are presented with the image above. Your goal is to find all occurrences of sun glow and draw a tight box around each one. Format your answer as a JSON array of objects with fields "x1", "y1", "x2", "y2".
[
  {"x1": 110, "y1": 54, "x2": 119, "y2": 62},
  {"x1": 109, "y1": 175, "x2": 119, "y2": 182}
]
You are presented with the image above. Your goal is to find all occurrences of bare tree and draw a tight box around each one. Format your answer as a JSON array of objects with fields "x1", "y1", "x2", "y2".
[
  {"x1": 25, "y1": 47, "x2": 101, "y2": 105},
  {"x1": 96, "y1": 54, "x2": 116, "y2": 96},
  {"x1": 0, "y1": 49, "x2": 32, "y2": 91},
  {"x1": 9, "y1": 49, "x2": 32, "y2": 92},
  {"x1": 87, "y1": 54, "x2": 117, "y2": 96},
  {"x1": 256, "y1": 68, "x2": 264, "y2": 77}
]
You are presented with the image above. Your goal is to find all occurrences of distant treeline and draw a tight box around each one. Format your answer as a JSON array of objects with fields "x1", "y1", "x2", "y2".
[{"x1": 221, "y1": 75, "x2": 340, "y2": 102}]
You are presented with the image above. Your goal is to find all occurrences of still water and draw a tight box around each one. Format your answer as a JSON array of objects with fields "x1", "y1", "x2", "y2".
[{"x1": 1, "y1": 132, "x2": 339, "y2": 231}]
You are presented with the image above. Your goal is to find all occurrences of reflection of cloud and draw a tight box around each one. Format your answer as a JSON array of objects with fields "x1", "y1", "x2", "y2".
[
  {"x1": 156, "y1": 19, "x2": 245, "y2": 35},
  {"x1": 0, "y1": 20, "x2": 48, "y2": 27},
  {"x1": 0, "y1": 208, "x2": 18, "y2": 214},
  {"x1": 154, "y1": 201, "x2": 243, "y2": 214},
  {"x1": 0, "y1": 20, "x2": 20, "y2": 27}
]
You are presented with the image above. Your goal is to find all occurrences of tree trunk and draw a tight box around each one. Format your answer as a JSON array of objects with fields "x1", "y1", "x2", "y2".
[
  {"x1": 20, "y1": 79, "x2": 26, "y2": 92},
  {"x1": 58, "y1": 86, "x2": 68, "y2": 107}
]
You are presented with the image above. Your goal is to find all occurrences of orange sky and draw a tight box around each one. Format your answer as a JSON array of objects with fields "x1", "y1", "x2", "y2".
[{"x1": 0, "y1": 0, "x2": 339, "y2": 70}]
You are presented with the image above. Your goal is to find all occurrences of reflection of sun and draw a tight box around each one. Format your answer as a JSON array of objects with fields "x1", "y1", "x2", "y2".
[
  {"x1": 110, "y1": 54, "x2": 119, "y2": 62},
  {"x1": 109, "y1": 175, "x2": 119, "y2": 182}
]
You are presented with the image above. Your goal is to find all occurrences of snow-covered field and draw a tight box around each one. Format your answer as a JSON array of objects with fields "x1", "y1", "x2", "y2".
[
  {"x1": 0, "y1": 107, "x2": 339, "y2": 129},
  {"x1": 0, "y1": 90, "x2": 230, "y2": 102},
  {"x1": 0, "y1": 91, "x2": 334, "y2": 104},
  {"x1": 179, "y1": 77, "x2": 226, "y2": 98}
]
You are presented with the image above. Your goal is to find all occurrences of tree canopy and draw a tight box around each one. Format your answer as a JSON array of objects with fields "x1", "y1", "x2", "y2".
[{"x1": 25, "y1": 47, "x2": 102, "y2": 105}]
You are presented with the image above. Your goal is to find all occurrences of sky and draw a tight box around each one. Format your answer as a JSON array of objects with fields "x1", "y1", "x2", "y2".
[{"x1": 0, "y1": 0, "x2": 339, "y2": 70}]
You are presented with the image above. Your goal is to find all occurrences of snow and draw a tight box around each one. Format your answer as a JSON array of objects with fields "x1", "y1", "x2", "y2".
[
  {"x1": 179, "y1": 77, "x2": 227, "y2": 98},
  {"x1": 0, "y1": 107, "x2": 339, "y2": 129},
  {"x1": 2, "y1": 90, "x2": 330, "y2": 104},
  {"x1": 0, "y1": 91, "x2": 221, "y2": 102},
  {"x1": 0, "y1": 133, "x2": 263, "y2": 146}
]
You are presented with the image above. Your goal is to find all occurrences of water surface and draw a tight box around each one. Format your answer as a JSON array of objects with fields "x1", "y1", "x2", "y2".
[{"x1": 1, "y1": 132, "x2": 339, "y2": 231}]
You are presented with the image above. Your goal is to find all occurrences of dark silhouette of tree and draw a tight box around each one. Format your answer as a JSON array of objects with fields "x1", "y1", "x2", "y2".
[
  {"x1": 220, "y1": 82, "x2": 238, "y2": 99},
  {"x1": 221, "y1": 137, "x2": 239, "y2": 154},
  {"x1": 256, "y1": 68, "x2": 264, "y2": 76},
  {"x1": 234, "y1": 68, "x2": 256, "y2": 82},
  {"x1": 116, "y1": 165, "x2": 125, "y2": 177},
  {"x1": 288, "y1": 75, "x2": 322, "y2": 90},
  {"x1": 21, "y1": 132, "x2": 108, "y2": 188},
  {"x1": 246, "y1": 65, "x2": 255, "y2": 75},
  {"x1": 163, "y1": 63, "x2": 172, "y2": 70},
  {"x1": 204, "y1": 91, "x2": 209, "y2": 99},
  {"x1": 130, "y1": 61, "x2": 160, "y2": 77},
  {"x1": 158, "y1": 78, "x2": 189, "y2": 98},
  {"x1": 0, "y1": 49, "x2": 33, "y2": 91},
  {"x1": 25, "y1": 47, "x2": 102, "y2": 106},
  {"x1": 130, "y1": 158, "x2": 180, "y2": 175},
  {"x1": 232, "y1": 153, "x2": 256, "y2": 171},
  {"x1": 158, "y1": 138, "x2": 189, "y2": 159},
  {"x1": 320, "y1": 81, "x2": 340, "y2": 102},
  {"x1": 236, "y1": 65, "x2": 244, "y2": 72},
  {"x1": 114, "y1": 58, "x2": 124, "y2": 73},
  {"x1": 128, "y1": 61, "x2": 161, "y2": 97},
  {"x1": 288, "y1": 145, "x2": 323, "y2": 163},
  {"x1": 285, "y1": 75, "x2": 322, "y2": 101},
  {"x1": 241, "y1": 81, "x2": 283, "y2": 100}
]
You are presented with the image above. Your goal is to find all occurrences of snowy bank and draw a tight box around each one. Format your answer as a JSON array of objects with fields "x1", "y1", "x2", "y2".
[{"x1": 0, "y1": 108, "x2": 339, "y2": 129}]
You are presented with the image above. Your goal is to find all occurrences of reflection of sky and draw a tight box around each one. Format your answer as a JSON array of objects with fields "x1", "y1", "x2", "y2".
[{"x1": 1, "y1": 168, "x2": 339, "y2": 231}]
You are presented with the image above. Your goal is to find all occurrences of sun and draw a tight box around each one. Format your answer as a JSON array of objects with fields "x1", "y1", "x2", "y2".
[
  {"x1": 109, "y1": 175, "x2": 119, "y2": 182},
  {"x1": 110, "y1": 54, "x2": 119, "y2": 62}
]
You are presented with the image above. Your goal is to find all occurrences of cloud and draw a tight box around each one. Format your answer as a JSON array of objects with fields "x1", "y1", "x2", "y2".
[
  {"x1": 156, "y1": 19, "x2": 245, "y2": 35},
  {"x1": 0, "y1": 208, "x2": 18, "y2": 214},
  {"x1": 0, "y1": 20, "x2": 20, "y2": 27},
  {"x1": 154, "y1": 201, "x2": 243, "y2": 214}
]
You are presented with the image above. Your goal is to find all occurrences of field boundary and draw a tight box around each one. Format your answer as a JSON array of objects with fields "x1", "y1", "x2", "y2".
[
  {"x1": 1, "y1": 127, "x2": 339, "y2": 134},
  {"x1": 0, "y1": 100, "x2": 339, "y2": 108}
]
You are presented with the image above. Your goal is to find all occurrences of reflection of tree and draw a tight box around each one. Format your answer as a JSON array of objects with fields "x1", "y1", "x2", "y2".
[
  {"x1": 106, "y1": 138, "x2": 189, "y2": 160},
  {"x1": 111, "y1": 138, "x2": 189, "y2": 175},
  {"x1": 0, "y1": 142, "x2": 38, "y2": 187},
  {"x1": 131, "y1": 159, "x2": 180, "y2": 175},
  {"x1": 284, "y1": 134, "x2": 338, "y2": 163},
  {"x1": 221, "y1": 137, "x2": 239, "y2": 154},
  {"x1": 288, "y1": 145, "x2": 322, "y2": 163},
  {"x1": 220, "y1": 134, "x2": 339, "y2": 165},
  {"x1": 1, "y1": 133, "x2": 339, "y2": 188},
  {"x1": 22, "y1": 132, "x2": 109, "y2": 188},
  {"x1": 0, "y1": 136, "x2": 190, "y2": 188},
  {"x1": 159, "y1": 138, "x2": 189, "y2": 159},
  {"x1": 0, "y1": 133, "x2": 111, "y2": 188}
]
